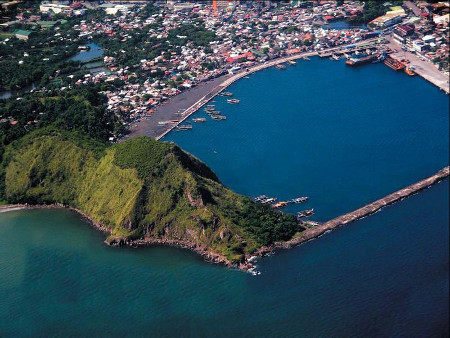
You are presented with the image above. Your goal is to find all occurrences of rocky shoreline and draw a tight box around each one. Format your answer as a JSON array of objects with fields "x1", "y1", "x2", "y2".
[
  {"x1": 2, "y1": 166, "x2": 447, "y2": 274},
  {"x1": 0, "y1": 203, "x2": 257, "y2": 273}
]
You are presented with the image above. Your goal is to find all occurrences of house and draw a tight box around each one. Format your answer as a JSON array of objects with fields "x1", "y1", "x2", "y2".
[{"x1": 14, "y1": 29, "x2": 33, "y2": 41}]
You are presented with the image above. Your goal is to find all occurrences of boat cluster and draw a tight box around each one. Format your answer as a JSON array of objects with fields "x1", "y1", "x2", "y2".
[{"x1": 254, "y1": 195, "x2": 309, "y2": 209}]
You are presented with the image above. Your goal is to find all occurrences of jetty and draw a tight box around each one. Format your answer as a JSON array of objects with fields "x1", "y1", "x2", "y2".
[{"x1": 275, "y1": 166, "x2": 449, "y2": 249}]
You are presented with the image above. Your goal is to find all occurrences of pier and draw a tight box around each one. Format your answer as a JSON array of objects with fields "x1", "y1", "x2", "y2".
[{"x1": 275, "y1": 166, "x2": 449, "y2": 249}]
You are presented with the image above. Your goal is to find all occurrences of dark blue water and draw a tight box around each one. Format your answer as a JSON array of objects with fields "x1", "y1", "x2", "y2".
[
  {"x1": 0, "y1": 180, "x2": 448, "y2": 336},
  {"x1": 165, "y1": 58, "x2": 449, "y2": 221}
]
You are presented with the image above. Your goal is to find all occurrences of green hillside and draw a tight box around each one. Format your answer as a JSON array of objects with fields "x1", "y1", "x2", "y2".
[{"x1": 1, "y1": 129, "x2": 301, "y2": 264}]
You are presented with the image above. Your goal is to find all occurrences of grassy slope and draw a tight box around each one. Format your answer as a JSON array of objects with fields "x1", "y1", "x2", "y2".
[{"x1": 2, "y1": 130, "x2": 301, "y2": 262}]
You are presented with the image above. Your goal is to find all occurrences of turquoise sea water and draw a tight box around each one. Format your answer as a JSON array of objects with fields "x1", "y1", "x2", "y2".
[
  {"x1": 1, "y1": 57, "x2": 448, "y2": 336},
  {"x1": 0, "y1": 181, "x2": 448, "y2": 336}
]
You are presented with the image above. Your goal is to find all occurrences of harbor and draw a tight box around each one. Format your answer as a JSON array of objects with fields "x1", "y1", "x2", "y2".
[{"x1": 128, "y1": 38, "x2": 382, "y2": 141}]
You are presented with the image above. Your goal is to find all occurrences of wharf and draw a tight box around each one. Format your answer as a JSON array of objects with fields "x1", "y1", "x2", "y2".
[
  {"x1": 275, "y1": 166, "x2": 449, "y2": 249},
  {"x1": 127, "y1": 38, "x2": 381, "y2": 141},
  {"x1": 387, "y1": 37, "x2": 449, "y2": 94}
]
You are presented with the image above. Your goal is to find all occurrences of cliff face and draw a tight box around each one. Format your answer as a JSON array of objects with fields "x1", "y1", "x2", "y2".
[{"x1": 2, "y1": 129, "x2": 301, "y2": 264}]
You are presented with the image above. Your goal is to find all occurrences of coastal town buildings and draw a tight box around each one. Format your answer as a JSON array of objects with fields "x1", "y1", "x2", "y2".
[{"x1": 0, "y1": 1, "x2": 448, "y2": 137}]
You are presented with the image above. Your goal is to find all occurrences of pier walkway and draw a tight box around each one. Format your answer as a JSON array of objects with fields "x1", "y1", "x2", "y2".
[{"x1": 276, "y1": 166, "x2": 449, "y2": 249}]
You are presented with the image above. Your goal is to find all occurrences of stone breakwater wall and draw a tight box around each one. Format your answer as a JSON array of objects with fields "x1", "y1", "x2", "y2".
[{"x1": 275, "y1": 166, "x2": 450, "y2": 249}]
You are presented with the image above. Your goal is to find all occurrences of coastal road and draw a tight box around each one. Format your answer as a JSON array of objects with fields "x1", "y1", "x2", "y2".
[
  {"x1": 387, "y1": 37, "x2": 449, "y2": 94},
  {"x1": 127, "y1": 38, "x2": 381, "y2": 141}
]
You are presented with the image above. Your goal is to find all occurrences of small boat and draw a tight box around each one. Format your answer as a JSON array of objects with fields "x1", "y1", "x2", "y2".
[
  {"x1": 275, "y1": 64, "x2": 286, "y2": 70},
  {"x1": 272, "y1": 201, "x2": 289, "y2": 208},
  {"x1": 302, "y1": 56, "x2": 311, "y2": 61},
  {"x1": 211, "y1": 115, "x2": 226, "y2": 120},
  {"x1": 207, "y1": 110, "x2": 221, "y2": 115},
  {"x1": 261, "y1": 197, "x2": 277, "y2": 204},
  {"x1": 177, "y1": 124, "x2": 193, "y2": 130},
  {"x1": 292, "y1": 197, "x2": 308, "y2": 203},
  {"x1": 227, "y1": 98, "x2": 240, "y2": 104},
  {"x1": 289, "y1": 60, "x2": 297, "y2": 65},
  {"x1": 405, "y1": 67, "x2": 415, "y2": 76},
  {"x1": 220, "y1": 92, "x2": 233, "y2": 97},
  {"x1": 193, "y1": 118, "x2": 206, "y2": 122},
  {"x1": 332, "y1": 54, "x2": 340, "y2": 61},
  {"x1": 297, "y1": 208, "x2": 314, "y2": 218}
]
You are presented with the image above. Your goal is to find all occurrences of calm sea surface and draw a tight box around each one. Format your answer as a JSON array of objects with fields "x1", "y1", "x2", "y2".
[{"x1": 1, "y1": 58, "x2": 448, "y2": 336}]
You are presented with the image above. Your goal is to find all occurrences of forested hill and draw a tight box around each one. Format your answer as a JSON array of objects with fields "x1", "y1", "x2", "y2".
[{"x1": 1, "y1": 129, "x2": 302, "y2": 265}]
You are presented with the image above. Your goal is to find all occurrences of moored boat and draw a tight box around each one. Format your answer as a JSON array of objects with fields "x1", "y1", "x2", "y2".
[
  {"x1": 275, "y1": 64, "x2": 286, "y2": 70},
  {"x1": 227, "y1": 98, "x2": 240, "y2": 104},
  {"x1": 405, "y1": 67, "x2": 415, "y2": 76},
  {"x1": 220, "y1": 92, "x2": 233, "y2": 97},
  {"x1": 384, "y1": 57, "x2": 405, "y2": 71},
  {"x1": 211, "y1": 115, "x2": 226, "y2": 120},
  {"x1": 193, "y1": 118, "x2": 206, "y2": 122},
  {"x1": 297, "y1": 208, "x2": 314, "y2": 219},
  {"x1": 289, "y1": 60, "x2": 297, "y2": 65}
]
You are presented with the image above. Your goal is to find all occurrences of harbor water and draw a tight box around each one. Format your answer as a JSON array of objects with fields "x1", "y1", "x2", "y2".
[
  {"x1": 1, "y1": 57, "x2": 448, "y2": 336},
  {"x1": 165, "y1": 57, "x2": 449, "y2": 221}
]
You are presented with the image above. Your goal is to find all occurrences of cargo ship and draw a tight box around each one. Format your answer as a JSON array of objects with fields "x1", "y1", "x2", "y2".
[
  {"x1": 384, "y1": 57, "x2": 405, "y2": 71},
  {"x1": 345, "y1": 53, "x2": 376, "y2": 66}
]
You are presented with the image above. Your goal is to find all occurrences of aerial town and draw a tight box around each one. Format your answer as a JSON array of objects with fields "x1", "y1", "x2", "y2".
[{"x1": 1, "y1": 0, "x2": 449, "y2": 139}]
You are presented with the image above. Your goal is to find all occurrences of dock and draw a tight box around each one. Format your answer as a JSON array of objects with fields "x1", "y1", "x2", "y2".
[{"x1": 275, "y1": 166, "x2": 449, "y2": 249}]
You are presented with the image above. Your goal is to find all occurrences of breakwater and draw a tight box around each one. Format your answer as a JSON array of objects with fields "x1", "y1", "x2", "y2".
[{"x1": 275, "y1": 166, "x2": 449, "y2": 249}]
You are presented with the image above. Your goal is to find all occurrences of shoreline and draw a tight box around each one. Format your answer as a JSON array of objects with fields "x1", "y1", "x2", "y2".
[
  {"x1": 2, "y1": 166, "x2": 448, "y2": 273},
  {"x1": 127, "y1": 38, "x2": 381, "y2": 141}
]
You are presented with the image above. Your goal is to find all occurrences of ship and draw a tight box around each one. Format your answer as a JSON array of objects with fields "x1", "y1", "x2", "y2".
[
  {"x1": 220, "y1": 91, "x2": 233, "y2": 97},
  {"x1": 193, "y1": 118, "x2": 206, "y2": 122},
  {"x1": 227, "y1": 98, "x2": 240, "y2": 104},
  {"x1": 384, "y1": 57, "x2": 405, "y2": 71},
  {"x1": 275, "y1": 64, "x2": 286, "y2": 70},
  {"x1": 289, "y1": 60, "x2": 297, "y2": 65},
  {"x1": 405, "y1": 67, "x2": 415, "y2": 76},
  {"x1": 345, "y1": 53, "x2": 376, "y2": 66},
  {"x1": 211, "y1": 115, "x2": 226, "y2": 120}
]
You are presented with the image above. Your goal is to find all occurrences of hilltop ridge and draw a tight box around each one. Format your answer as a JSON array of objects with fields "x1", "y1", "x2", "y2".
[{"x1": 1, "y1": 129, "x2": 301, "y2": 268}]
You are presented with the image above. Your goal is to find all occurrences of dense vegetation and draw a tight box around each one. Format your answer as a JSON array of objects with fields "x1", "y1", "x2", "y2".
[
  {"x1": 348, "y1": 0, "x2": 404, "y2": 24},
  {"x1": 0, "y1": 21, "x2": 82, "y2": 91},
  {"x1": 0, "y1": 85, "x2": 123, "y2": 158},
  {"x1": 1, "y1": 131, "x2": 301, "y2": 262}
]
